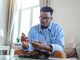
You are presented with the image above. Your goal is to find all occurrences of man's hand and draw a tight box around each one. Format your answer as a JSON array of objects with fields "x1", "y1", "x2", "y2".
[
  {"x1": 21, "y1": 33, "x2": 29, "y2": 49},
  {"x1": 32, "y1": 41, "x2": 42, "y2": 48},
  {"x1": 32, "y1": 41, "x2": 52, "y2": 52}
]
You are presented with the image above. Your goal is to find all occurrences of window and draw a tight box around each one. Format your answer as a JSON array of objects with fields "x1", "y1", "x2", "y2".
[{"x1": 13, "y1": 0, "x2": 40, "y2": 43}]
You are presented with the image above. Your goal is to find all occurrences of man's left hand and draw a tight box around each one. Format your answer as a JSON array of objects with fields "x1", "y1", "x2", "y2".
[
  {"x1": 32, "y1": 41, "x2": 52, "y2": 52},
  {"x1": 32, "y1": 41, "x2": 44, "y2": 49}
]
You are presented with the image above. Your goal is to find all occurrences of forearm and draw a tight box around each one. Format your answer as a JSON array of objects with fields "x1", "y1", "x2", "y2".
[
  {"x1": 51, "y1": 44, "x2": 64, "y2": 52},
  {"x1": 39, "y1": 45, "x2": 52, "y2": 52}
]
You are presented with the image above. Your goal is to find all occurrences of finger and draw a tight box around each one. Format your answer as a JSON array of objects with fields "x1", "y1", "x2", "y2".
[
  {"x1": 32, "y1": 42, "x2": 35, "y2": 45},
  {"x1": 22, "y1": 32, "x2": 25, "y2": 37},
  {"x1": 32, "y1": 42, "x2": 38, "y2": 46},
  {"x1": 22, "y1": 41, "x2": 28, "y2": 46},
  {"x1": 21, "y1": 35, "x2": 25, "y2": 40},
  {"x1": 35, "y1": 41, "x2": 40, "y2": 44},
  {"x1": 32, "y1": 41, "x2": 36, "y2": 43},
  {"x1": 22, "y1": 41, "x2": 27, "y2": 44},
  {"x1": 38, "y1": 41, "x2": 42, "y2": 44},
  {"x1": 32, "y1": 43, "x2": 38, "y2": 48},
  {"x1": 21, "y1": 35, "x2": 28, "y2": 42},
  {"x1": 32, "y1": 40, "x2": 39, "y2": 43},
  {"x1": 21, "y1": 38, "x2": 26, "y2": 42},
  {"x1": 22, "y1": 40, "x2": 29, "y2": 43},
  {"x1": 25, "y1": 37, "x2": 28, "y2": 39}
]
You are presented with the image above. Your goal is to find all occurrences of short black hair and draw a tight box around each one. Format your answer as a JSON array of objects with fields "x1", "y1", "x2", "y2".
[{"x1": 40, "y1": 6, "x2": 54, "y2": 15}]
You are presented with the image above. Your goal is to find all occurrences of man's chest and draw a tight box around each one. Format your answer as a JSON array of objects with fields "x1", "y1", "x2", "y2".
[{"x1": 32, "y1": 30, "x2": 55, "y2": 44}]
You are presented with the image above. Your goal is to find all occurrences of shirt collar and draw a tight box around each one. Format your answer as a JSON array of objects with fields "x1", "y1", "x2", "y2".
[
  {"x1": 39, "y1": 24, "x2": 43, "y2": 32},
  {"x1": 39, "y1": 21, "x2": 53, "y2": 32}
]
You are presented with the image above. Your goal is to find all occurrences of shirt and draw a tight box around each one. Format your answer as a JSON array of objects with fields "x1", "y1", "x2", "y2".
[{"x1": 23, "y1": 21, "x2": 64, "y2": 53}]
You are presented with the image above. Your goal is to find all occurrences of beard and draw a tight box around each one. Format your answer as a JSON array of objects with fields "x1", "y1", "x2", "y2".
[
  {"x1": 41, "y1": 25, "x2": 49, "y2": 29},
  {"x1": 40, "y1": 22, "x2": 50, "y2": 29}
]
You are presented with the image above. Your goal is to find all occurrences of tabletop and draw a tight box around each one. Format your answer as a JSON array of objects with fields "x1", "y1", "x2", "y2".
[{"x1": 0, "y1": 55, "x2": 77, "y2": 60}]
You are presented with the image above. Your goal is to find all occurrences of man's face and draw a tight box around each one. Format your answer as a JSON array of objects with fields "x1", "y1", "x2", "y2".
[{"x1": 39, "y1": 12, "x2": 52, "y2": 28}]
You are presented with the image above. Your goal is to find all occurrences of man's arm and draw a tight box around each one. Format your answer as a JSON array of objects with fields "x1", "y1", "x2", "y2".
[
  {"x1": 32, "y1": 41, "x2": 52, "y2": 52},
  {"x1": 32, "y1": 26, "x2": 64, "y2": 52},
  {"x1": 50, "y1": 26, "x2": 64, "y2": 52},
  {"x1": 21, "y1": 33, "x2": 33, "y2": 51},
  {"x1": 21, "y1": 33, "x2": 29, "y2": 48}
]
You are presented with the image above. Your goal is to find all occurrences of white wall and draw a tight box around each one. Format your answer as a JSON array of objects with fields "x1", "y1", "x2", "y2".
[
  {"x1": 0, "y1": 0, "x2": 9, "y2": 45},
  {"x1": 50, "y1": 0, "x2": 80, "y2": 47}
]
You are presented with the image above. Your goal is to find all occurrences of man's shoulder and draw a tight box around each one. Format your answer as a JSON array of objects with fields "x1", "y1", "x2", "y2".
[
  {"x1": 30, "y1": 24, "x2": 39, "y2": 30},
  {"x1": 51, "y1": 22, "x2": 63, "y2": 30},
  {"x1": 52, "y1": 22, "x2": 62, "y2": 28}
]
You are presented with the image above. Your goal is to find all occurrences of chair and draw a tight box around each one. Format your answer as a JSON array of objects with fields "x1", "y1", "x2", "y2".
[{"x1": 0, "y1": 46, "x2": 10, "y2": 55}]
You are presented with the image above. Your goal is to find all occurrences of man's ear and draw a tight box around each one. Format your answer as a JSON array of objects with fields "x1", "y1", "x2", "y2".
[
  {"x1": 51, "y1": 17, "x2": 53, "y2": 21},
  {"x1": 39, "y1": 16, "x2": 40, "y2": 18}
]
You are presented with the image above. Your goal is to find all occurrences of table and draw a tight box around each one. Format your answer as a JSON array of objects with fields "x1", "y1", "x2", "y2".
[{"x1": 0, "y1": 55, "x2": 77, "y2": 60}]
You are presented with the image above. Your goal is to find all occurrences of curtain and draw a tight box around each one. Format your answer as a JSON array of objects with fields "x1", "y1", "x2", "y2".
[
  {"x1": 40, "y1": 0, "x2": 51, "y2": 8},
  {"x1": 6, "y1": 0, "x2": 16, "y2": 46},
  {"x1": 40, "y1": 0, "x2": 54, "y2": 18}
]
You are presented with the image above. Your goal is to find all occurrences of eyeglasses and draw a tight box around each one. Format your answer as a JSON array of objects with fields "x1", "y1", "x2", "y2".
[{"x1": 40, "y1": 16, "x2": 51, "y2": 20}]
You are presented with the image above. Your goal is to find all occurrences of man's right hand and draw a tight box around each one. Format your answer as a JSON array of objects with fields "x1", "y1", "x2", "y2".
[{"x1": 21, "y1": 33, "x2": 29, "y2": 49}]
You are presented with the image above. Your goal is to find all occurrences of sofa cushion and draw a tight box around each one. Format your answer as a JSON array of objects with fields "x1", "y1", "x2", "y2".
[{"x1": 64, "y1": 37, "x2": 77, "y2": 58}]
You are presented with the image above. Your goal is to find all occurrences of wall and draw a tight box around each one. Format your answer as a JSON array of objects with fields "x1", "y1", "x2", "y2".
[
  {"x1": 50, "y1": 0, "x2": 80, "y2": 47},
  {"x1": 0, "y1": 0, "x2": 9, "y2": 45}
]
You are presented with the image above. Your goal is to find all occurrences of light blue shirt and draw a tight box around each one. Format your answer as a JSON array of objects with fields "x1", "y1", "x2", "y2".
[{"x1": 23, "y1": 21, "x2": 64, "y2": 53}]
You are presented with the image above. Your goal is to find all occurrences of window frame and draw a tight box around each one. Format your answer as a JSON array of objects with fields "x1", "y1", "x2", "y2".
[{"x1": 13, "y1": 5, "x2": 40, "y2": 44}]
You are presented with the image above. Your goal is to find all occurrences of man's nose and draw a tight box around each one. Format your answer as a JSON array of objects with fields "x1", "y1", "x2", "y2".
[{"x1": 41, "y1": 18, "x2": 47, "y2": 22}]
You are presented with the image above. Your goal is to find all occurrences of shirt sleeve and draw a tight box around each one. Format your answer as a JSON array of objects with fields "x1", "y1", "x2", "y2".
[
  {"x1": 50, "y1": 25, "x2": 64, "y2": 53},
  {"x1": 22, "y1": 43, "x2": 33, "y2": 51}
]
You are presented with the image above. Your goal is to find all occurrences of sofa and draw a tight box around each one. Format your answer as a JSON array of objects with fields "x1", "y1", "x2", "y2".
[{"x1": 64, "y1": 36, "x2": 78, "y2": 59}]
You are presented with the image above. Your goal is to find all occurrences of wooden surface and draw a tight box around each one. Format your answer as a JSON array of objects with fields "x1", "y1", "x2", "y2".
[{"x1": 14, "y1": 49, "x2": 39, "y2": 55}]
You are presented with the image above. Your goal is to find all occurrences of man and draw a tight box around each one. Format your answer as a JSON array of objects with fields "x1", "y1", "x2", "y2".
[{"x1": 21, "y1": 6, "x2": 66, "y2": 58}]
